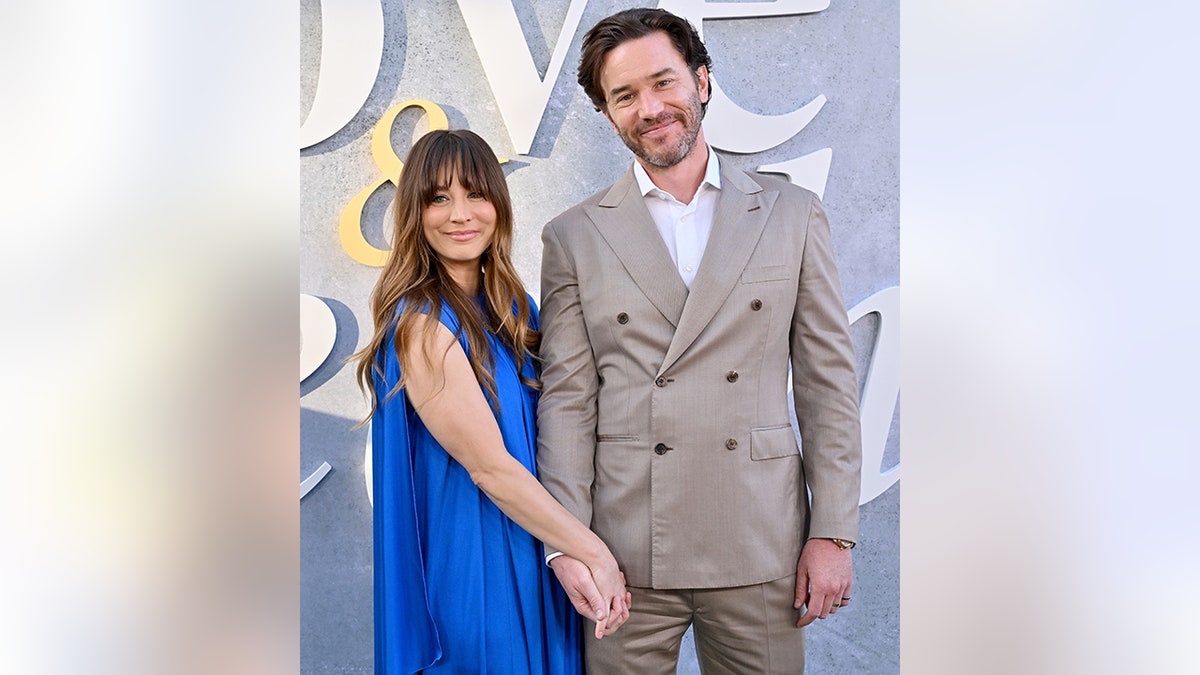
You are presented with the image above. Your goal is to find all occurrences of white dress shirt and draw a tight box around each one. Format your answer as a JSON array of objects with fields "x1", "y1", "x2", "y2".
[{"x1": 631, "y1": 145, "x2": 722, "y2": 290}]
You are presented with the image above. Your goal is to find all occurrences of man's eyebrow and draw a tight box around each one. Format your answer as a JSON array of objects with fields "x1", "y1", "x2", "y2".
[{"x1": 607, "y1": 68, "x2": 677, "y2": 99}]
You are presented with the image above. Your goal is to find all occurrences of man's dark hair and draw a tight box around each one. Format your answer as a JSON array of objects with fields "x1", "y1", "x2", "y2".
[{"x1": 577, "y1": 8, "x2": 713, "y2": 114}]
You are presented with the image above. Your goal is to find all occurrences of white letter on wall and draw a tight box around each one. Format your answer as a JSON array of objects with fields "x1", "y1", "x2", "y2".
[
  {"x1": 456, "y1": 0, "x2": 588, "y2": 155},
  {"x1": 301, "y1": 294, "x2": 338, "y2": 381},
  {"x1": 847, "y1": 286, "x2": 900, "y2": 504},
  {"x1": 658, "y1": 0, "x2": 830, "y2": 154},
  {"x1": 300, "y1": 0, "x2": 385, "y2": 149},
  {"x1": 757, "y1": 148, "x2": 833, "y2": 200},
  {"x1": 301, "y1": 294, "x2": 339, "y2": 499}
]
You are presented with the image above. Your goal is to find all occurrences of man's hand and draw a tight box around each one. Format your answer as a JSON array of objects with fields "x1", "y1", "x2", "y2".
[
  {"x1": 549, "y1": 555, "x2": 631, "y2": 638},
  {"x1": 794, "y1": 538, "x2": 853, "y2": 627}
]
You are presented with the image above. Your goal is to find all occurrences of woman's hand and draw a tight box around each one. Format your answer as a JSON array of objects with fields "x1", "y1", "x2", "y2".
[
  {"x1": 588, "y1": 555, "x2": 631, "y2": 637},
  {"x1": 549, "y1": 555, "x2": 632, "y2": 638}
]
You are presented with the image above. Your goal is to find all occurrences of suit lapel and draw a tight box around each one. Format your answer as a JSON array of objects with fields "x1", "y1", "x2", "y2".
[
  {"x1": 659, "y1": 167, "x2": 777, "y2": 374},
  {"x1": 586, "y1": 169, "x2": 689, "y2": 327}
]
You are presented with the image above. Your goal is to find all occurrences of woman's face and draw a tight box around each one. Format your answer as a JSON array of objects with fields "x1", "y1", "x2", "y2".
[{"x1": 421, "y1": 175, "x2": 497, "y2": 278}]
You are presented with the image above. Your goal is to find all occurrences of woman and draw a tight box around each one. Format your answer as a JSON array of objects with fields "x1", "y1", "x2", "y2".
[{"x1": 353, "y1": 129, "x2": 628, "y2": 674}]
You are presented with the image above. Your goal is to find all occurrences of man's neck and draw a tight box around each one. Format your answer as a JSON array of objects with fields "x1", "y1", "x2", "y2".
[{"x1": 639, "y1": 133, "x2": 710, "y2": 204}]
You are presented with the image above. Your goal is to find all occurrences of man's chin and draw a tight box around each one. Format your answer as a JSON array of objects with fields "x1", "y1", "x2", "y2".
[{"x1": 636, "y1": 144, "x2": 690, "y2": 169}]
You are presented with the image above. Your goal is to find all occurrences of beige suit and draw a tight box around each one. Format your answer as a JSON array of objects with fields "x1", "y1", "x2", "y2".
[{"x1": 537, "y1": 161, "x2": 862, "y2": 665}]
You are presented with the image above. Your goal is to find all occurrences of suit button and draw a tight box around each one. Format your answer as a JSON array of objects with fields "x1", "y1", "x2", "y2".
[
  {"x1": 750, "y1": 299, "x2": 763, "y2": 311},
  {"x1": 725, "y1": 438, "x2": 738, "y2": 450},
  {"x1": 654, "y1": 443, "x2": 668, "y2": 455},
  {"x1": 617, "y1": 312, "x2": 629, "y2": 324},
  {"x1": 726, "y1": 370, "x2": 739, "y2": 383},
  {"x1": 654, "y1": 376, "x2": 667, "y2": 387}
]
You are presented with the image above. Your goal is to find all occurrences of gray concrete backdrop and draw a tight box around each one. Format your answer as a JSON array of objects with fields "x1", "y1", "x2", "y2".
[{"x1": 301, "y1": 0, "x2": 897, "y2": 672}]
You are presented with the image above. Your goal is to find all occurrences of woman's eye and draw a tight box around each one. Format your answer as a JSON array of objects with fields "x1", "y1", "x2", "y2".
[{"x1": 430, "y1": 194, "x2": 448, "y2": 204}]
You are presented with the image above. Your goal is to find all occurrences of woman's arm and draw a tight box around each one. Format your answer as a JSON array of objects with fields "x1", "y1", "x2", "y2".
[{"x1": 401, "y1": 315, "x2": 628, "y2": 637}]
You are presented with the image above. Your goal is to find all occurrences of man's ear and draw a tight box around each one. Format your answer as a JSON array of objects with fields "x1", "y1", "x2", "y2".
[{"x1": 696, "y1": 65, "x2": 711, "y2": 104}]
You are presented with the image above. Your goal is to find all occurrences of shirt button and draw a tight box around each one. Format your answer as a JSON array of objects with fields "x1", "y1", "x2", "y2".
[
  {"x1": 685, "y1": 265, "x2": 693, "y2": 273},
  {"x1": 726, "y1": 370, "x2": 739, "y2": 383},
  {"x1": 654, "y1": 376, "x2": 667, "y2": 388},
  {"x1": 725, "y1": 438, "x2": 738, "y2": 451},
  {"x1": 617, "y1": 312, "x2": 629, "y2": 324},
  {"x1": 751, "y1": 299, "x2": 763, "y2": 311},
  {"x1": 654, "y1": 443, "x2": 669, "y2": 455}
]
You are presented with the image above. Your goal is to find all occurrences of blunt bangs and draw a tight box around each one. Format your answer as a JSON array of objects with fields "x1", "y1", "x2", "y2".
[{"x1": 416, "y1": 132, "x2": 505, "y2": 207}]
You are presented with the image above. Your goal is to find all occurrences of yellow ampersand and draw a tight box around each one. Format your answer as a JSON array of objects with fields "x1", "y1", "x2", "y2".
[{"x1": 339, "y1": 100, "x2": 449, "y2": 267}]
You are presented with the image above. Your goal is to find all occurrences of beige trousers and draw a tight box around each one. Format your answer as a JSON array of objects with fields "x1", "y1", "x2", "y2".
[{"x1": 584, "y1": 575, "x2": 806, "y2": 674}]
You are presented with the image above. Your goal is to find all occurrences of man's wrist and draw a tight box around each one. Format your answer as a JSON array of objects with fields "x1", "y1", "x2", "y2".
[{"x1": 810, "y1": 537, "x2": 856, "y2": 550}]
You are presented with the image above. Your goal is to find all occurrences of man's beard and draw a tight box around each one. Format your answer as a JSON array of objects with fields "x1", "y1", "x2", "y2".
[{"x1": 619, "y1": 90, "x2": 704, "y2": 169}]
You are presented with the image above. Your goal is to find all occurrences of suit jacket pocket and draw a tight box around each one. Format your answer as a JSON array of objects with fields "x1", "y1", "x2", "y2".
[
  {"x1": 750, "y1": 424, "x2": 800, "y2": 460},
  {"x1": 596, "y1": 434, "x2": 639, "y2": 443},
  {"x1": 740, "y1": 265, "x2": 792, "y2": 284}
]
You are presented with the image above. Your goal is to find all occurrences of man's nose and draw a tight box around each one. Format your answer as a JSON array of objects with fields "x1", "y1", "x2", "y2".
[{"x1": 639, "y1": 91, "x2": 665, "y2": 119}]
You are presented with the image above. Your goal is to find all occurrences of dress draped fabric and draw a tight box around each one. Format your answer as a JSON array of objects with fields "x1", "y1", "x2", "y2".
[{"x1": 371, "y1": 297, "x2": 581, "y2": 674}]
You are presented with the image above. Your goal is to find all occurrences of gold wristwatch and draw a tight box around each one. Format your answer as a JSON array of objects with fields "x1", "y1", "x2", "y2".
[{"x1": 830, "y1": 538, "x2": 856, "y2": 550}]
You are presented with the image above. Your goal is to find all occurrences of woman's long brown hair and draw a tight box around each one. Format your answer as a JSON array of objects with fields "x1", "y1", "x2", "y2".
[{"x1": 352, "y1": 129, "x2": 538, "y2": 423}]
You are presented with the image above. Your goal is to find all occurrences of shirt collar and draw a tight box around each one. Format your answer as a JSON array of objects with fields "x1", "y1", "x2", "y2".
[{"x1": 632, "y1": 145, "x2": 722, "y2": 200}]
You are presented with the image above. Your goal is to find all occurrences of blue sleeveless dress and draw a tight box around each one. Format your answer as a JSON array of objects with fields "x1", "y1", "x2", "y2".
[{"x1": 371, "y1": 296, "x2": 582, "y2": 674}]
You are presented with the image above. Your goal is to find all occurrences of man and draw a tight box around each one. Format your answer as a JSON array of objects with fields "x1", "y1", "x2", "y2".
[{"x1": 537, "y1": 8, "x2": 862, "y2": 672}]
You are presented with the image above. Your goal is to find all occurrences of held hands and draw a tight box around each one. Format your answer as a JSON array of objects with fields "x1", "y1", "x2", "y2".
[
  {"x1": 794, "y1": 538, "x2": 853, "y2": 627},
  {"x1": 549, "y1": 555, "x2": 632, "y2": 639}
]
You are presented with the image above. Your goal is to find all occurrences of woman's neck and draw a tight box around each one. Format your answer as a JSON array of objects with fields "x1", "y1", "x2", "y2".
[{"x1": 445, "y1": 262, "x2": 481, "y2": 297}]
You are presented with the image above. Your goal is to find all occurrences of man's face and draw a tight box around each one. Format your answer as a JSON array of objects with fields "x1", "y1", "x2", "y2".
[{"x1": 599, "y1": 31, "x2": 709, "y2": 169}]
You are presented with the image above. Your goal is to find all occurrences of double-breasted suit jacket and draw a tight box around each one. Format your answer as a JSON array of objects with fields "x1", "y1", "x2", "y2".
[{"x1": 537, "y1": 161, "x2": 862, "y2": 589}]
